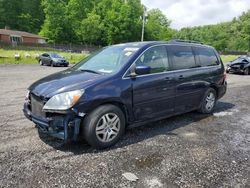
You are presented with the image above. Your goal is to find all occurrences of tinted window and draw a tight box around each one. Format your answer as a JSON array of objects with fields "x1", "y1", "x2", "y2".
[
  {"x1": 135, "y1": 46, "x2": 169, "y2": 74},
  {"x1": 195, "y1": 47, "x2": 218, "y2": 66},
  {"x1": 42, "y1": 53, "x2": 49, "y2": 57},
  {"x1": 170, "y1": 46, "x2": 196, "y2": 70},
  {"x1": 50, "y1": 53, "x2": 62, "y2": 58}
]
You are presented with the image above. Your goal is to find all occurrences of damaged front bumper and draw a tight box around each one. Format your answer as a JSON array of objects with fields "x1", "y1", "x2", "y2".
[
  {"x1": 227, "y1": 66, "x2": 244, "y2": 73},
  {"x1": 23, "y1": 102, "x2": 83, "y2": 141}
]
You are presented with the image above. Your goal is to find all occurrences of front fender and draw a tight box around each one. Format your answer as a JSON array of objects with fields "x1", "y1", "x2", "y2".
[{"x1": 73, "y1": 77, "x2": 134, "y2": 122}]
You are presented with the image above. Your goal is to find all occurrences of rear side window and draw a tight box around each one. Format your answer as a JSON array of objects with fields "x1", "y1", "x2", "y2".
[
  {"x1": 194, "y1": 47, "x2": 218, "y2": 67},
  {"x1": 42, "y1": 53, "x2": 49, "y2": 57},
  {"x1": 169, "y1": 46, "x2": 196, "y2": 70}
]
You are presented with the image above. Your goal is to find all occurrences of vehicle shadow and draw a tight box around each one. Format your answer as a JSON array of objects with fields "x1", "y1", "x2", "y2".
[{"x1": 38, "y1": 101, "x2": 235, "y2": 154}]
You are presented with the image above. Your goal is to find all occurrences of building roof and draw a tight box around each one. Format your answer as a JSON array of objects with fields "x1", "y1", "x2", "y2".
[{"x1": 0, "y1": 29, "x2": 46, "y2": 39}]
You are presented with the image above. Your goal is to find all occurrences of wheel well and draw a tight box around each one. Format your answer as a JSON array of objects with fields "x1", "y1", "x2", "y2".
[
  {"x1": 87, "y1": 102, "x2": 129, "y2": 125},
  {"x1": 210, "y1": 85, "x2": 218, "y2": 98}
]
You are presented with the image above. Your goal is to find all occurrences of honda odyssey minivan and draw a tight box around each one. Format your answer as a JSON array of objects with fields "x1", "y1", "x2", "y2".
[{"x1": 23, "y1": 40, "x2": 227, "y2": 148}]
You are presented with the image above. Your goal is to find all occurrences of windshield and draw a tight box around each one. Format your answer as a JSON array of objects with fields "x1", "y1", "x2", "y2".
[
  {"x1": 72, "y1": 45, "x2": 139, "y2": 74},
  {"x1": 51, "y1": 54, "x2": 62, "y2": 58}
]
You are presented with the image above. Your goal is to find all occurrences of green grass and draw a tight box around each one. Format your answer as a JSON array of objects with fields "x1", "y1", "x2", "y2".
[
  {"x1": 0, "y1": 48, "x2": 239, "y2": 65},
  {"x1": 220, "y1": 55, "x2": 238, "y2": 63},
  {"x1": 0, "y1": 48, "x2": 88, "y2": 64}
]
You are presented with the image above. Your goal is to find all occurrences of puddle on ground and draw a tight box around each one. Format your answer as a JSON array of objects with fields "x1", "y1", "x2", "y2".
[
  {"x1": 182, "y1": 132, "x2": 197, "y2": 138},
  {"x1": 196, "y1": 116, "x2": 216, "y2": 124},
  {"x1": 239, "y1": 107, "x2": 248, "y2": 112},
  {"x1": 135, "y1": 153, "x2": 163, "y2": 169},
  {"x1": 145, "y1": 177, "x2": 163, "y2": 188},
  {"x1": 180, "y1": 131, "x2": 200, "y2": 141},
  {"x1": 189, "y1": 147, "x2": 210, "y2": 161},
  {"x1": 213, "y1": 111, "x2": 233, "y2": 117},
  {"x1": 213, "y1": 109, "x2": 239, "y2": 117}
]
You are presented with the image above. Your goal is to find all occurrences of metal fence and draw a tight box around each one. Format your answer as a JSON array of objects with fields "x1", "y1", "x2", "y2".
[
  {"x1": 219, "y1": 51, "x2": 249, "y2": 56},
  {"x1": 0, "y1": 42, "x2": 100, "y2": 53},
  {"x1": 1, "y1": 41, "x2": 249, "y2": 56}
]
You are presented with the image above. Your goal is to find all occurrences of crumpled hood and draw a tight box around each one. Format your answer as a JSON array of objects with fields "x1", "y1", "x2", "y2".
[
  {"x1": 29, "y1": 69, "x2": 105, "y2": 98},
  {"x1": 227, "y1": 59, "x2": 249, "y2": 66}
]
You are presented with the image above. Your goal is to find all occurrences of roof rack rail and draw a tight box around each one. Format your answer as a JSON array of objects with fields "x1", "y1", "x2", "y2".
[{"x1": 169, "y1": 39, "x2": 203, "y2": 45}]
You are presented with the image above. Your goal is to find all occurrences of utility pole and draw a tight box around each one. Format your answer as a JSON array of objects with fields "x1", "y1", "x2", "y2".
[{"x1": 141, "y1": 6, "x2": 147, "y2": 42}]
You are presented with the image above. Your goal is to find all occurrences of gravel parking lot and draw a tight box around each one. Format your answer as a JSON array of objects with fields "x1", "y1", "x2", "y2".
[{"x1": 0, "y1": 64, "x2": 249, "y2": 188}]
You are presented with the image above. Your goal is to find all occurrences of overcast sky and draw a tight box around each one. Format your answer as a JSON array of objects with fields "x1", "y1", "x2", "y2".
[{"x1": 141, "y1": 0, "x2": 250, "y2": 29}]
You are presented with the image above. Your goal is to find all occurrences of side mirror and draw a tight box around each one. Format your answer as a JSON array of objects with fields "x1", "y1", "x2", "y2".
[{"x1": 135, "y1": 65, "x2": 151, "y2": 75}]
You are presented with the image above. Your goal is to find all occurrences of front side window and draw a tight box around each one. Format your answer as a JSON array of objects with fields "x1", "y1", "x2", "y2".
[
  {"x1": 170, "y1": 46, "x2": 196, "y2": 70},
  {"x1": 195, "y1": 47, "x2": 218, "y2": 66},
  {"x1": 72, "y1": 45, "x2": 139, "y2": 74},
  {"x1": 135, "y1": 46, "x2": 169, "y2": 74}
]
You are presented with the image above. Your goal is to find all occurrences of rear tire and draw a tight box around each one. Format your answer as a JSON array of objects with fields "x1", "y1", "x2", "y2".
[
  {"x1": 244, "y1": 68, "x2": 249, "y2": 75},
  {"x1": 82, "y1": 104, "x2": 125, "y2": 149},
  {"x1": 198, "y1": 88, "x2": 217, "y2": 114}
]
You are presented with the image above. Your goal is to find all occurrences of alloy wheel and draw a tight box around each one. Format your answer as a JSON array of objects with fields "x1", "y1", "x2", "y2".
[
  {"x1": 95, "y1": 113, "x2": 120, "y2": 143},
  {"x1": 205, "y1": 92, "x2": 215, "y2": 111},
  {"x1": 244, "y1": 68, "x2": 249, "y2": 75}
]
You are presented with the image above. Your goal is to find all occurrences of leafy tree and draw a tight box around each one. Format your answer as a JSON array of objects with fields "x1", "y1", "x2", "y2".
[
  {"x1": 145, "y1": 9, "x2": 173, "y2": 41},
  {"x1": 0, "y1": 0, "x2": 5, "y2": 27},
  {"x1": 67, "y1": 0, "x2": 99, "y2": 41},
  {"x1": 175, "y1": 10, "x2": 250, "y2": 51},
  {"x1": 40, "y1": 0, "x2": 74, "y2": 43},
  {"x1": 0, "y1": 0, "x2": 248, "y2": 51},
  {"x1": 0, "y1": 0, "x2": 44, "y2": 33},
  {"x1": 17, "y1": 0, "x2": 44, "y2": 33},
  {"x1": 95, "y1": 0, "x2": 143, "y2": 45},
  {"x1": 80, "y1": 11, "x2": 104, "y2": 45},
  {"x1": 0, "y1": 0, "x2": 22, "y2": 29}
]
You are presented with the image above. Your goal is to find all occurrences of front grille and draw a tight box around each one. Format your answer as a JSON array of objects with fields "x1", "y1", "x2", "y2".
[{"x1": 31, "y1": 94, "x2": 46, "y2": 118}]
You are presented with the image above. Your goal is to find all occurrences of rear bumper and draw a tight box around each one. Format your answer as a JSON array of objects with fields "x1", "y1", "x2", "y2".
[{"x1": 23, "y1": 102, "x2": 81, "y2": 141}]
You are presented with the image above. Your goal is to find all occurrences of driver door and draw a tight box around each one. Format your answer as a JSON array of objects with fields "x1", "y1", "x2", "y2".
[{"x1": 131, "y1": 45, "x2": 176, "y2": 121}]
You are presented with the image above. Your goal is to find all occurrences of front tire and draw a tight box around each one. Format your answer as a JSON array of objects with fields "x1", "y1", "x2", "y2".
[
  {"x1": 82, "y1": 104, "x2": 125, "y2": 149},
  {"x1": 198, "y1": 88, "x2": 217, "y2": 114},
  {"x1": 50, "y1": 61, "x2": 56, "y2": 67},
  {"x1": 244, "y1": 68, "x2": 249, "y2": 75},
  {"x1": 39, "y1": 60, "x2": 43, "y2": 66}
]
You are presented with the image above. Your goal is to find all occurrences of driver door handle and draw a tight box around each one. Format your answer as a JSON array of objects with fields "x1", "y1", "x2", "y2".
[{"x1": 178, "y1": 75, "x2": 185, "y2": 80}]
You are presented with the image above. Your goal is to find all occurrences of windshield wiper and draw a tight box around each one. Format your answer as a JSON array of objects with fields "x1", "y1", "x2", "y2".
[{"x1": 80, "y1": 69, "x2": 101, "y2": 74}]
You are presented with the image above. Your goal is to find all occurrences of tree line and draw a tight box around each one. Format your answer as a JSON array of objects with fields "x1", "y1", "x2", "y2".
[
  {"x1": 175, "y1": 11, "x2": 250, "y2": 52},
  {"x1": 0, "y1": 0, "x2": 249, "y2": 51}
]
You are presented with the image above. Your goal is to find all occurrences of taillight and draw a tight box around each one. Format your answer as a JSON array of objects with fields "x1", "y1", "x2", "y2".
[{"x1": 223, "y1": 71, "x2": 227, "y2": 84}]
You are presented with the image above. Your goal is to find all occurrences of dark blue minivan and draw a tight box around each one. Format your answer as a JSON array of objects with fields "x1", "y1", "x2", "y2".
[{"x1": 23, "y1": 40, "x2": 227, "y2": 148}]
